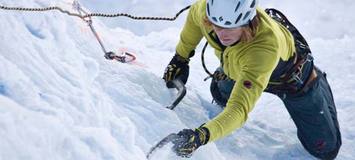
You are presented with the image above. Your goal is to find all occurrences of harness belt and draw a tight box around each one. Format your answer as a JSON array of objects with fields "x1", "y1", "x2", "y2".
[{"x1": 266, "y1": 54, "x2": 315, "y2": 94}]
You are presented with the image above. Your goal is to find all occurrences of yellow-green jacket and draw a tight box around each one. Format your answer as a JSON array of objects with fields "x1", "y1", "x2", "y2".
[{"x1": 176, "y1": 0, "x2": 296, "y2": 142}]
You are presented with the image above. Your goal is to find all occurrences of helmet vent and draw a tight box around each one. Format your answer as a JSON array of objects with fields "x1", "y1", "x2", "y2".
[
  {"x1": 235, "y1": 13, "x2": 242, "y2": 24},
  {"x1": 212, "y1": 17, "x2": 218, "y2": 22},
  {"x1": 219, "y1": 16, "x2": 224, "y2": 22},
  {"x1": 243, "y1": 11, "x2": 251, "y2": 20},
  {"x1": 211, "y1": 0, "x2": 214, "y2": 5},
  {"x1": 224, "y1": 21, "x2": 232, "y2": 26},
  {"x1": 234, "y1": 2, "x2": 241, "y2": 12},
  {"x1": 207, "y1": 3, "x2": 210, "y2": 16},
  {"x1": 250, "y1": 0, "x2": 256, "y2": 8}
]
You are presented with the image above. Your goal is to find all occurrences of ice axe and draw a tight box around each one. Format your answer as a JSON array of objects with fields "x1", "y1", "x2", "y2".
[
  {"x1": 166, "y1": 79, "x2": 186, "y2": 110},
  {"x1": 146, "y1": 80, "x2": 187, "y2": 158},
  {"x1": 146, "y1": 133, "x2": 180, "y2": 159}
]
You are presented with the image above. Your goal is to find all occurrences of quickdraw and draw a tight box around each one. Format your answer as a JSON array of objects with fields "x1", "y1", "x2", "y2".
[
  {"x1": 104, "y1": 51, "x2": 136, "y2": 63},
  {"x1": 72, "y1": 0, "x2": 136, "y2": 63},
  {"x1": 0, "y1": 1, "x2": 191, "y2": 64}
]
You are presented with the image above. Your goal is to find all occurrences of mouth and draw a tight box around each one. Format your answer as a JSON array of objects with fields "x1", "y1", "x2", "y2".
[{"x1": 221, "y1": 38, "x2": 231, "y2": 42}]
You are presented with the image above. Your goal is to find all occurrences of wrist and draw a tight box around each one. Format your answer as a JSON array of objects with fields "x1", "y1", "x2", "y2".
[
  {"x1": 195, "y1": 127, "x2": 210, "y2": 145},
  {"x1": 173, "y1": 54, "x2": 190, "y2": 64}
]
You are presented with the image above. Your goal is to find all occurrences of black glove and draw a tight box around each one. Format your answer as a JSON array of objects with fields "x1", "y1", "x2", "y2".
[
  {"x1": 212, "y1": 67, "x2": 228, "y2": 81},
  {"x1": 163, "y1": 54, "x2": 190, "y2": 88},
  {"x1": 172, "y1": 127, "x2": 210, "y2": 158},
  {"x1": 210, "y1": 67, "x2": 235, "y2": 107}
]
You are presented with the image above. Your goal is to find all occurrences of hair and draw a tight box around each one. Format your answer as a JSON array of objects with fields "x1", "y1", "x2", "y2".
[{"x1": 203, "y1": 14, "x2": 260, "y2": 43}]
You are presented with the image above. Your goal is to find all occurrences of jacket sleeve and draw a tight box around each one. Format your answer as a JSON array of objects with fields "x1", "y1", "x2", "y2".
[
  {"x1": 203, "y1": 48, "x2": 279, "y2": 142},
  {"x1": 175, "y1": 4, "x2": 204, "y2": 59}
]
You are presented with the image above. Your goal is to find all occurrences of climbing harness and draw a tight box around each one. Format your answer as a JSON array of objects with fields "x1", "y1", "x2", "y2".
[
  {"x1": 0, "y1": 1, "x2": 191, "y2": 63},
  {"x1": 264, "y1": 8, "x2": 314, "y2": 94}
]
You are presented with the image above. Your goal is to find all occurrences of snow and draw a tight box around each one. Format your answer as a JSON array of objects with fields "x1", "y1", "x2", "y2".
[{"x1": 0, "y1": 0, "x2": 354, "y2": 160}]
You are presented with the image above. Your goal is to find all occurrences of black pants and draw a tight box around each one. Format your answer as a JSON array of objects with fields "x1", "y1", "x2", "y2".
[
  {"x1": 210, "y1": 67, "x2": 342, "y2": 159},
  {"x1": 279, "y1": 67, "x2": 341, "y2": 159}
]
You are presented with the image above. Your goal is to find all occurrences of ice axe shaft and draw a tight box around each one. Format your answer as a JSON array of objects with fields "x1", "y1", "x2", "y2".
[
  {"x1": 166, "y1": 79, "x2": 186, "y2": 110},
  {"x1": 146, "y1": 133, "x2": 179, "y2": 159}
]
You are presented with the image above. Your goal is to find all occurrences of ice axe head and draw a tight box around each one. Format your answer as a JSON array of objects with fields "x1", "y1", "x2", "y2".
[{"x1": 166, "y1": 79, "x2": 186, "y2": 110}]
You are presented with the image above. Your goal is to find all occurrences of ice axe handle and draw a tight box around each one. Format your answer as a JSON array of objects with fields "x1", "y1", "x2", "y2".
[
  {"x1": 146, "y1": 133, "x2": 179, "y2": 159},
  {"x1": 166, "y1": 79, "x2": 186, "y2": 110}
]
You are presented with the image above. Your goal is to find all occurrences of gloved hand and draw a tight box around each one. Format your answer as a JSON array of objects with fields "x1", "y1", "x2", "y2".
[
  {"x1": 210, "y1": 67, "x2": 235, "y2": 107},
  {"x1": 171, "y1": 127, "x2": 210, "y2": 158},
  {"x1": 212, "y1": 67, "x2": 228, "y2": 80},
  {"x1": 163, "y1": 54, "x2": 190, "y2": 88}
]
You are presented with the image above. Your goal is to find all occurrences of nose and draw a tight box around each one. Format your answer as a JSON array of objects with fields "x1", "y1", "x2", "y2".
[{"x1": 215, "y1": 28, "x2": 228, "y2": 38}]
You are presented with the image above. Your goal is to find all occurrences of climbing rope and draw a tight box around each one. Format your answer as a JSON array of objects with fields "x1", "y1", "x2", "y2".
[
  {"x1": 0, "y1": 5, "x2": 83, "y2": 18},
  {"x1": 0, "y1": 1, "x2": 191, "y2": 63},
  {"x1": 0, "y1": 3, "x2": 191, "y2": 21}
]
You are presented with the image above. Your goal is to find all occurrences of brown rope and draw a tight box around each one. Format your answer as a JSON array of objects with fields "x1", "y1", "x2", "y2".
[{"x1": 0, "y1": 4, "x2": 190, "y2": 21}]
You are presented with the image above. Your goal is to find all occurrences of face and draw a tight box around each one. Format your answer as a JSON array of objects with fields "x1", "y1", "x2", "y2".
[{"x1": 212, "y1": 25, "x2": 243, "y2": 46}]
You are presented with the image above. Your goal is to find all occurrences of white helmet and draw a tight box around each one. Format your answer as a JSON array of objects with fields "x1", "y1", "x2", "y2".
[{"x1": 206, "y1": 0, "x2": 258, "y2": 28}]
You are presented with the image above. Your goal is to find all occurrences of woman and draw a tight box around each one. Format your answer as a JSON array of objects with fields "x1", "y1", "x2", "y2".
[{"x1": 162, "y1": 0, "x2": 341, "y2": 159}]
